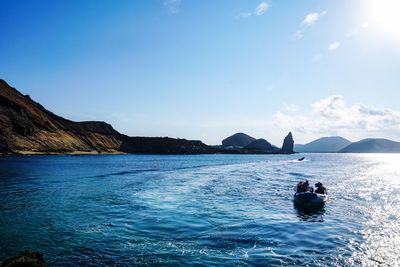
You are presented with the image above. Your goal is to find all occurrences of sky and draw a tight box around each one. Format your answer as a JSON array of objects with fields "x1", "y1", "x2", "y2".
[{"x1": 1, "y1": 0, "x2": 400, "y2": 145}]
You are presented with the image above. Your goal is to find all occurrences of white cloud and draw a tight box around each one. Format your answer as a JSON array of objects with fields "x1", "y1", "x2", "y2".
[
  {"x1": 302, "y1": 11, "x2": 327, "y2": 26},
  {"x1": 254, "y1": 2, "x2": 270, "y2": 16},
  {"x1": 238, "y1": 2, "x2": 270, "y2": 18},
  {"x1": 237, "y1": 12, "x2": 252, "y2": 19},
  {"x1": 311, "y1": 53, "x2": 323, "y2": 62},
  {"x1": 283, "y1": 103, "x2": 300, "y2": 112},
  {"x1": 328, "y1": 41, "x2": 340, "y2": 51},
  {"x1": 312, "y1": 95, "x2": 348, "y2": 119},
  {"x1": 347, "y1": 29, "x2": 357, "y2": 38},
  {"x1": 164, "y1": 0, "x2": 181, "y2": 14},
  {"x1": 347, "y1": 22, "x2": 370, "y2": 38},
  {"x1": 294, "y1": 11, "x2": 327, "y2": 40},
  {"x1": 273, "y1": 95, "x2": 400, "y2": 143},
  {"x1": 293, "y1": 30, "x2": 303, "y2": 40}
]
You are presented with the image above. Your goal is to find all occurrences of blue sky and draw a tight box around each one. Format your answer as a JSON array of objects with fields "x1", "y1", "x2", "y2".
[{"x1": 1, "y1": 0, "x2": 400, "y2": 145}]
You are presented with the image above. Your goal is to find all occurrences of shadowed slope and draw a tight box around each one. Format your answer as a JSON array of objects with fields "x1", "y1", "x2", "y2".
[
  {"x1": 0, "y1": 79, "x2": 214, "y2": 154},
  {"x1": 339, "y1": 138, "x2": 400, "y2": 153},
  {"x1": 222, "y1": 133, "x2": 256, "y2": 147},
  {"x1": 295, "y1": 136, "x2": 351, "y2": 153}
]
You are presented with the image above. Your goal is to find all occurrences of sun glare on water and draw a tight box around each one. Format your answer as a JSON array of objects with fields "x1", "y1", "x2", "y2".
[
  {"x1": 376, "y1": 154, "x2": 400, "y2": 180},
  {"x1": 367, "y1": 0, "x2": 400, "y2": 41}
]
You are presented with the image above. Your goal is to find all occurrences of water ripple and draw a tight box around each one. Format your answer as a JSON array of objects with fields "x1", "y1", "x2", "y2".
[{"x1": 1, "y1": 154, "x2": 400, "y2": 266}]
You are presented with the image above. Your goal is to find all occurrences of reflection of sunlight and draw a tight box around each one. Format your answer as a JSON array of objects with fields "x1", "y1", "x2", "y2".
[
  {"x1": 367, "y1": 0, "x2": 400, "y2": 41},
  {"x1": 351, "y1": 153, "x2": 400, "y2": 265},
  {"x1": 381, "y1": 155, "x2": 400, "y2": 177},
  {"x1": 363, "y1": 154, "x2": 400, "y2": 184},
  {"x1": 355, "y1": 200, "x2": 400, "y2": 266}
]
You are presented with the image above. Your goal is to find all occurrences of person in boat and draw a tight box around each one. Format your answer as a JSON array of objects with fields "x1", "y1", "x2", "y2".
[
  {"x1": 315, "y1": 182, "x2": 327, "y2": 194},
  {"x1": 304, "y1": 180, "x2": 315, "y2": 192},
  {"x1": 296, "y1": 180, "x2": 313, "y2": 193},
  {"x1": 304, "y1": 180, "x2": 310, "y2": 192},
  {"x1": 296, "y1": 182, "x2": 303, "y2": 193}
]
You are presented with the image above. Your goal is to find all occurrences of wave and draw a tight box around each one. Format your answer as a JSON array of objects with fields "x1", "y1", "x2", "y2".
[
  {"x1": 92, "y1": 162, "x2": 257, "y2": 179},
  {"x1": 288, "y1": 172, "x2": 314, "y2": 178}
]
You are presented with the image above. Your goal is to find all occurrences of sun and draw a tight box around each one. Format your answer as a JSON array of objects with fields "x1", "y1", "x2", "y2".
[{"x1": 368, "y1": 0, "x2": 400, "y2": 40}]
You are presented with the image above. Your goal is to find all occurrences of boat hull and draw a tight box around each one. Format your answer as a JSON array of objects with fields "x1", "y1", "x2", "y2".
[{"x1": 294, "y1": 192, "x2": 328, "y2": 207}]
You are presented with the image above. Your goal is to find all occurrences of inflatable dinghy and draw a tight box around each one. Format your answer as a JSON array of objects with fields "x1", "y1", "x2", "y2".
[{"x1": 294, "y1": 192, "x2": 327, "y2": 207}]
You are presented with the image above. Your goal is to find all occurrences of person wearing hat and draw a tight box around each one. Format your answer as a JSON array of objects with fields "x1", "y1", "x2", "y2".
[{"x1": 315, "y1": 182, "x2": 327, "y2": 194}]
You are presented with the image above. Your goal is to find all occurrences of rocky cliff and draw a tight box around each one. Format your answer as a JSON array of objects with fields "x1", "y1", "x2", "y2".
[
  {"x1": 281, "y1": 132, "x2": 294, "y2": 154},
  {"x1": 0, "y1": 79, "x2": 215, "y2": 154}
]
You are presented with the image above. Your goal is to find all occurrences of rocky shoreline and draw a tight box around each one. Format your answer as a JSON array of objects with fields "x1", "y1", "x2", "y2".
[{"x1": 0, "y1": 79, "x2": 294, "y2": 155}]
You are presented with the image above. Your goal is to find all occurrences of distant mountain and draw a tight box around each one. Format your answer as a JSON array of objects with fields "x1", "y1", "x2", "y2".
[
  {"x1": 244, "y1": 138, "x2": 280, "y2": 153},
  {"x1": 0, "y1": 79, "x2": 215, "y2": 155},
  {"x1": 222, "y1": 132, "x2": 256, "y2": 147},
  {"x1": 339, "y1": 138, "x2": 400, "y2": 153},
  {"x1": 219, "y1": 132, "x2": 295, "y2": 154},
  {"x1": 295, "y1": 136, "x2": 352, "y2": 153}
]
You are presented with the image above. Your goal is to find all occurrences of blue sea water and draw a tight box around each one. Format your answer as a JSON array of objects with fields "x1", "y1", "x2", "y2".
[{"x1": 0, "y1": 154, "x2": 399, "y2": 266}]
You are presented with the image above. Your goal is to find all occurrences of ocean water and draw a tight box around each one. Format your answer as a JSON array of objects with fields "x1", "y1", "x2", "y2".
[{"x1": 0, "y1": 154, "x2": 399, "y2": 266}]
